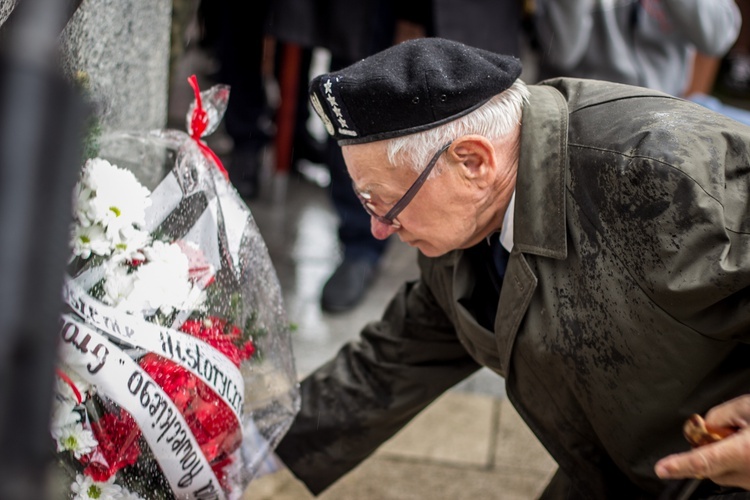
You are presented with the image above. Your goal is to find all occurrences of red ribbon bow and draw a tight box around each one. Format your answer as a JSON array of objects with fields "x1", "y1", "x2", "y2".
[{"x1": 187, "y1": 75, "x2": 229, "y2": 180}]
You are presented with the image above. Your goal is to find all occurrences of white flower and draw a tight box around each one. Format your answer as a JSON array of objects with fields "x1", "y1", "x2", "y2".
[
  {"x1": 101, "y1": 263, "x2": 135, "y2": 307},
  {"x1": 80, "y1": 158, "x2": 151, "y2": 233},
  {"x1": 50, "y1": 398, "x2": 81, "y2": 433},
  {"x1": 71, "y1": 223, "x2": 111, "y2": 260},
  {"x1": 119, "y1": 241, "x2": 197, "y2": 316},
  {"x1": 110, "y1": 226, "x2": 152, "y2": 263},
  {"x1": 101, "y1": 242, "x2": 206, "y2": 316},
  {"x1": 70, "y1": 474, "x2": 123, "y2": 500},
  {"x1": 142, "y1": 240, "x2": 187, "y2": 267},
  {"x1": 53, "y1": 422, "x2": 98, "y2": 459},
  {"x1": 72, "y1": 182, "x2": 95, "y2": 227}
]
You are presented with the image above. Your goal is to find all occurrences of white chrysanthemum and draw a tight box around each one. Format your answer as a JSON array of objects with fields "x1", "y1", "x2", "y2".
[
  {"x1": 71, "y1": 181, "x2": 95, "y2": 227},
  {"x1": 53, "y1": 422, "x2": 98, "y2": 459},
  {"x1": 119, "y1": 241, "x2": 197, "y2": 315},
  {"x1": 141, "y1": 240, "x2": 187, "y2": 267},
  {"x1": 82, "y1": 158, "x2": 151, "y2": 232},
  {"x1": 110, "y1": 225, "x2": 152, "y2": 263},
  {"x1": 101, "y1": 263, "x2": 136, "y2": 307},
  {"x1": 50, "y1": 398, "x2": 81, "y2": 433},
  {"x1": 70, "y1": 474, "x2": 123, "y2": 500},
  {"x1": 70, "y1": 223, "x2": 111, "y2": 260}
]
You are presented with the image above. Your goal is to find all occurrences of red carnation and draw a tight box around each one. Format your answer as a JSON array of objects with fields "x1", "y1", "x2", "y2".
[
  {"x1": 137, "y1": 316, "x2": 255, "y2": 474},
  {"x1": 241, "y1": 340, "x2": 255, "y2": 360},
  {"x1": 82, "y1": 411, "x2": 142, "y2": 482},
  {"x1": 140, "y1": 353, "x2": 241, "y2": 463},
  {"x1": 179, "y1": 317, "x2": 255, "y2": 367}
]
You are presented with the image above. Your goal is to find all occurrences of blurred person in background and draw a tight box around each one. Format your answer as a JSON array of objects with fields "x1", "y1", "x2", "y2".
[
  {"x1": 197, "y1": 0, "x2": 275, "y2": 199},
  {"x1": 532, "y1": 0, "x2": 739, "y2": 97},
  {"x1": 719, "y1": 0, "x2": 750, "y2": 98},
  {"x1": 530, "y1": 0, "x2": 750, "y2": 125}
]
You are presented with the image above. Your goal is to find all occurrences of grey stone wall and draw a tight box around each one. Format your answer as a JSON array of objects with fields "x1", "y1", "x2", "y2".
[
  {"x1": 0, "y1": 0, "x2": 14, "y2": 27},
  {"x1": 0, "y1": 0, "x2": 172, "y2": 132},
  {"x1": 60, "y1": 0, "x2": 172, "y2": 131}
]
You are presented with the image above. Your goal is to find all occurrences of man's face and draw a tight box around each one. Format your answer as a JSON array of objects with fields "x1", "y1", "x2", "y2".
[{"x1": 343, "y1": 140, "x2": 494, "y2": 257}]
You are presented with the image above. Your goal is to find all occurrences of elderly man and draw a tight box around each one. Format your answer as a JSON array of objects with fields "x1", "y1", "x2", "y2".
[{"x1": 275, "y1": 38, "x2": 750, "y2": 498}]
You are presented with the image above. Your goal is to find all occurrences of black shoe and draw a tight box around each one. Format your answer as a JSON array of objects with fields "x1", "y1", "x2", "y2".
[{"x1": 321, "y1": 258, "x2": 377, "y2": 313}]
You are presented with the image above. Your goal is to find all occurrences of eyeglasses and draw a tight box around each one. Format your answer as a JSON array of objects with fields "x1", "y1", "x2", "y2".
[{"x1": 353, "y1": 141, "x2": 453, "y2": 229}]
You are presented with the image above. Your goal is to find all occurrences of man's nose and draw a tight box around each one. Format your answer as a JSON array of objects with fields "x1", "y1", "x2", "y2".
[{"x1": 371, "y1": 217, "x2": 398, "y2": 240}]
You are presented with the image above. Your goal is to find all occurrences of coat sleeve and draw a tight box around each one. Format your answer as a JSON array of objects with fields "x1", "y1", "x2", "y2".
[{"x1": 274, "y1": 277, "x2": 481, "y2": 495}]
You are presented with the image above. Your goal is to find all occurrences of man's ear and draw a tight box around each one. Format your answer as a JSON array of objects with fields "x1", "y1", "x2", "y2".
[{"x1": 448, "y1": 135, "x2": 495, "y2": 183}]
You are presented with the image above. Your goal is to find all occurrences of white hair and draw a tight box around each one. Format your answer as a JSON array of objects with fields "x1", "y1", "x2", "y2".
[{"x1": 385, "y1": 80, "x2": 530, "y2": 174}]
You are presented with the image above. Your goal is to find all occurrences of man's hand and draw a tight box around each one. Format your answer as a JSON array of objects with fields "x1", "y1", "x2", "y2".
[{"x1": 655, "y1": 395, "x2": 750, "y2": 489}]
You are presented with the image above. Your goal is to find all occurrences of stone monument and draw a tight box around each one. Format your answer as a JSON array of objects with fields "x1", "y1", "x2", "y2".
[
  {"x1": 0, "y1": 0, "x2": 14, "y2": 27},
  {"x1": 1, "y1": 0, "x2": 172, "y2": 132}
]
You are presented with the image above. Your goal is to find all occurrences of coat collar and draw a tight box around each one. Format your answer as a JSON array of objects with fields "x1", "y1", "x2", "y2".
[{"x1": 513, "y1": 84, "x2": 569, "y2": 260}]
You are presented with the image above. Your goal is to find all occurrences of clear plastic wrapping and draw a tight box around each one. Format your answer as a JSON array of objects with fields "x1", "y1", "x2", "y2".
[{"x1": 52, "y1": 77, "x2": 299, "y2": 499}]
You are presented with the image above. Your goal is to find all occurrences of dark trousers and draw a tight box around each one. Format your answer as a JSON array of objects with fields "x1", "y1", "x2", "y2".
[{"x1": 200, "y1": 0, "x2": 272, "y2": 156}]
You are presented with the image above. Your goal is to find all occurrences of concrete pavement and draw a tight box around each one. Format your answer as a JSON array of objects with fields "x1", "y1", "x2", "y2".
[{"x1": 245, "y1": 392, "x2": 556, "y2": 499}]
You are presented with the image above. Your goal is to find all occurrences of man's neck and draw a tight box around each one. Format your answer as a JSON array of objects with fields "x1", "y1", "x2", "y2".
[{"x1": 485, "y1": 133, "x2": 520, "y2": 237}]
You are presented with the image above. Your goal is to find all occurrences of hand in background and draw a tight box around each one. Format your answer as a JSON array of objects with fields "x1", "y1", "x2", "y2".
[{"x1": 655, "y1": 395, "x2": 750, "y2": 490}]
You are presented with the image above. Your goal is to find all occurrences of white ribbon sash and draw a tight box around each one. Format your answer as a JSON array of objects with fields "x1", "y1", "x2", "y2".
[
  {"x1": 62, "y1": 278, "x2": 244, "y2": 426},
  {"x1": 59, "y1": 315, "x2": 226, "y2": 500}
]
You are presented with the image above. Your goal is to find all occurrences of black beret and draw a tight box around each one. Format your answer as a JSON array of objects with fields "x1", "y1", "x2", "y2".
[{"x1": 309, "y1": 37, "x2": 522, "y2": 145}]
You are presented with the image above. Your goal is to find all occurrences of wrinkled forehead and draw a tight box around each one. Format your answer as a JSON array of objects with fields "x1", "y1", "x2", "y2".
[{"x1": 341, "y1": 141, "x2": 397, "y2": 192}]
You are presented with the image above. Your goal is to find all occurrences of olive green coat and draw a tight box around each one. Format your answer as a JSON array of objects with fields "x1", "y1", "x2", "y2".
[{"x1": 275, "y1": 79, "x2": 750, "y2": 498}]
